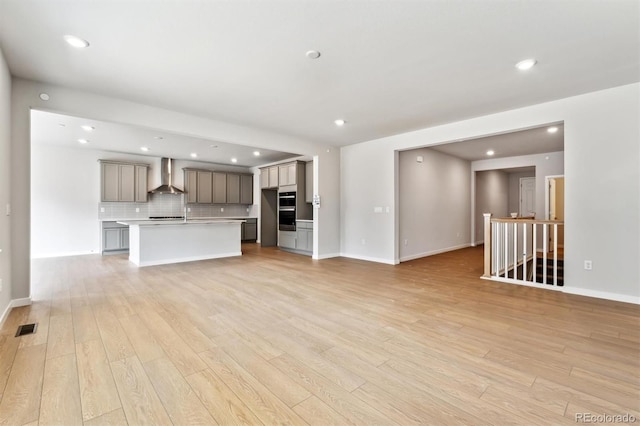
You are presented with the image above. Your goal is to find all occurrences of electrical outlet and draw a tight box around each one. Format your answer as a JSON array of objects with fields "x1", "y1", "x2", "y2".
[
  {"x1": 135, "y1": 208, "x2": 140, "y2": 213},
  {"x1": 187, "y1": 207, "x2": 191, "y2": 212},
  {"x1": 100, "y1": 207, "x2": 105, "y2": 213},
  {"x1": 403, "y1": 239, "x2": 408, "y2": 246},
  {"x1": 220, "y1": 207, "x2": 224, "y2": 212},
  {"x1": 5, "y1": 204, "x2": 10, "y2": 216},
  {"x1": 584, "y1": 260, "x2": 592, "y2": 270}
]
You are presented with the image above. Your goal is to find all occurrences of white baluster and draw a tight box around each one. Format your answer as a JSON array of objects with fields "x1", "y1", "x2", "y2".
[
  {"x1": 542, "y1": 224, "x2": 548, "y2": 284},
  {"x1": 553, "y1": 223, "x2": 558, "y2": 286}
]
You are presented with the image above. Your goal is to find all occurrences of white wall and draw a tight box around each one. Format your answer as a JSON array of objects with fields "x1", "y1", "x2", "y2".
[
  {"x1": 31, "y1": 145, "x2": 102, "y2": 257},
  {"x1": 0, "y1": 47, "x2": 12, "y2": 321},
  {"x1": 341, "y1": 83, "x2": 639, "y2": 303},
  {"x1": 399, "y1": 148, "x2": 471, "y2": 261},
  {"x1": 11, "y1": 78, "x2": 341, "y2": 301},
  {"x1": 475, "y1": 170, "x2": 508, "y2": 244}
]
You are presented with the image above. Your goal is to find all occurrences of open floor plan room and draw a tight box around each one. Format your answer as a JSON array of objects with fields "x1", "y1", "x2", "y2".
[{"x1": 0, "y1": 246, "x2": 638, "y2": 425}]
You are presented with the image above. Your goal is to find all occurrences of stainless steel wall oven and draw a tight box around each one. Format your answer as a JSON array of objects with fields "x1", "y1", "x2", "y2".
[{"x1": 278, "y1": 191, "x2": 296, "y2": 231}]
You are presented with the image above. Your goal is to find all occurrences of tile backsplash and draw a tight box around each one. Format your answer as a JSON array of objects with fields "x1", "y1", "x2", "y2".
[{"x1": 99, "y1": 194, "x2": 255, "y2": 220}]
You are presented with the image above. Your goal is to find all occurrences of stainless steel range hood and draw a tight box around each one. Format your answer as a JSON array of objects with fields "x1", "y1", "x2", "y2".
[{"x1": 149, "y1": 158, "x2": 184, "y2": 194}]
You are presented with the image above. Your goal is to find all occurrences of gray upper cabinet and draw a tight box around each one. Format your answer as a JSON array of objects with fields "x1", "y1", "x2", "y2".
[
  {"x1": 279, "y1": 163, "x2": 297, "y2": 186},
  {"x1": 183, "y1": 168, "x2": 253, "y2": 205},
  {"x1": 100, "y1": 161, "x2": 148, "y2": 202},
  {"x1": 226, "y1": 173, "x2": 240, "y2": 204},
  {"x1": 101, "y1": 162, "x2": 119, "y2": 201},
  {"x1": 240, "y1": 174, "x2": 253, "y2": 205},
  {"x1": 213, "y1": 173, "x2": 227, "y2": 204},
  {"x1": 119, "y1": 165, "x2": 135, "y2": 202},
  {"x1": 268, "y1": 166, "x2": 278, "y2": 188},
  {"x1": 184, "y1": 170, "x2": 198, "y2": 204},
  {"x1": 260, "y1": 166, "x2": 279, "y2": 189},
  {"x1": 135, "y1": 165, "x2": 148, "y2": 202},
  {"x1": 197, "y1": 171, "x2": 213, "y2": 204}
]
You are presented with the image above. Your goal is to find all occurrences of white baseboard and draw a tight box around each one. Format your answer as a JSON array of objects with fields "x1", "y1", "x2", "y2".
[
  {"x1": 339, "y1": 253, "x2": 398, "y2": 265},
  {"x1": 32, "y1": 250, "x2": 97, "y2": 259},
  {"x1": 0, "y1": 297, "x2": 33, "y2": 328},
  {"x1": 135, "y1": 252, "x2": 242, "y2": 267},
  {"x1": 314, "y1": 252, "x2": 341, "y2": 260},
  {"x1": 0, "y1": 302, "x2": 11, "y2": 328},
  {"x1": 400, "y1": 243, "x2": 472, "y2": 262},
  {"x1": 563, "y1": 287, "x2": 640, "y2": 305}
]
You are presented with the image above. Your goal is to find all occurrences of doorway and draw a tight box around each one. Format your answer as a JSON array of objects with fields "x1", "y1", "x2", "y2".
[
  {"x1": 260, "y1": 189, "x2": 278, "y2": 246},
  {"x1": 547, "y1": 176, "x2": 565, "y2": 250}
]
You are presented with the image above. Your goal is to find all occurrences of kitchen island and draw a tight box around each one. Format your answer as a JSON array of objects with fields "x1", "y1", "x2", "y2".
[{"x1": 117, "y1": 219, "x2": 244, "y2": 267}]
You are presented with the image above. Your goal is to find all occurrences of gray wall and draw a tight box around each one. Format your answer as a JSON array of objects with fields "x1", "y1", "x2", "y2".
[
  {"x1": 399, "y1": 148, "x2": 471, "y2": 261},
  {"x1": 0, "y1": 47, "x2": 11, "y2": 318},
  {"x1": 341, "y1": 83, "x2": 639, "y2": 303},
  {"x1": 475, "y1": 170, "x2": 509, "y2": 243}
]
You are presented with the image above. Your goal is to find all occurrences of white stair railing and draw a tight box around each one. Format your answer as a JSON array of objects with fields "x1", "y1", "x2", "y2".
[{"x1": 482, "y1": 213, "x2": 564, "y2": 287}]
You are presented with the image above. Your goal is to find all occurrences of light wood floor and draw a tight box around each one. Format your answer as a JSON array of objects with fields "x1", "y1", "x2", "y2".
[{"x1": 1, "y1": 245, "x2": 638, "y2": 425}]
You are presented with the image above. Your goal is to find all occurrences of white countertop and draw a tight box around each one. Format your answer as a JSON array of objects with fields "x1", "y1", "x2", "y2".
[
  {"x1": 117, "y1": 219, "x2": 246, "y2": 226},
  {"x1": 296, "y1": 219, "x2": 313, "y2": 222},
  {"x1": 102, "y1": 216, "x2": 257, "y2": 223}
]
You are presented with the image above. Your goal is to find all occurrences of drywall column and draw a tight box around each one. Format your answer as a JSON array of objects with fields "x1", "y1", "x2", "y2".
[
  {"x1": 0, "y1": 47, "x2": 12, "y2": 317},
  {"x1": 314, "y1": 149, "x2": 341, "y2": 259}
]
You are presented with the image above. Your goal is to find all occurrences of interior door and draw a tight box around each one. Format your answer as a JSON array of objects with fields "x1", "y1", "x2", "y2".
[
  {"x1": 548, "y1": 177, "x2": 565, "y2": 249},
  {"x1": 519, "y1": 177, "x2": 536, "y2": 217}
]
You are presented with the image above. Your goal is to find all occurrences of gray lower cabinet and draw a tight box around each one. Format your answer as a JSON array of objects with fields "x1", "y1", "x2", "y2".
[
  {"x1": 295, "y1": 221, "x2": 313, "y2": 253},
  {"x1": 279, "y1": 231, "x2": 297, "y2": 249},
  {"x1": 241, "y1": 218, "x2": 257, "y2": 242},
  {"x1": 102, "y1": 222, "x2": 129, "y2": 253}
]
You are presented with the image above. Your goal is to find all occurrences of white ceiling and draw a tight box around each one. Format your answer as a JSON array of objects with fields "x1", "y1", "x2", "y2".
[
  {"x1": 1, "y1": 0, "x2": 638, "y2": 149},
  {"x1": 31, "y1": 109, "x2": 298, "y2": 167},
  {"x1": 429, "y1": 124, "x2": 564, "y2": 161}
]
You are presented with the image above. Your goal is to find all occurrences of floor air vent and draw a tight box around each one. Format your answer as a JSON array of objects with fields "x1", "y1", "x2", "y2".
[{"x1": 15, "y1": 323, "x2": 37, "y2": 337}]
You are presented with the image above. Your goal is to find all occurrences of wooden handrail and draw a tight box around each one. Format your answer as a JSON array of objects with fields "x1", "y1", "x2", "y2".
[{"x1": 491, "y1": 218, "x2": 564, "y2": 225}]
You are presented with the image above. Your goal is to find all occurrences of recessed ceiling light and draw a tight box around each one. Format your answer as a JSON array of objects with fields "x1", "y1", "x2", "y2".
[
  {"x1": 154, "y1": 136, "x2": 164, "y2": 140},
  {"x1": 231, "y1": 158, "x2": 238, "y2": 163},
  {"x1": 306, "y1": 50, "x2": 321, "y2": 59},
  {"x1": 209, "y1": 145, "x2": 218, "y2": 148},
  {"x1": 58, "y1": 123, "x2": 66, "y2": 127},
  {"x1": 77, "y1": 139, "x2": 89, "y2": 144},
  {"x1": 334, "y1": 119, "x2": 346, "y2": 126},
  {"x1": 547, "y1": 126, "x2": 558, "y2": 133},
  {"x1": 190, "y1": 153, "x2": 198, "y2": 158},
  {"x1": 63, "y1": 35, "x2": 90, "y2": 48},
  {"x1": 81, "y1": 125, "x2": 95, "y2": 132},
  {"x1": 140, "y1": 146, "x2": 149, "y2": 152},
  {"x1": 39, "y1": 93, "x2": 50, "y2": 101},
  {"x1": 515, "y1": 58, "x2": 537, "y2": 71},
  {"x1": 253, "y1": 151, "x2": 260, "y2": 156},
  {"x1": 486, "y1": 150, "x2": 495, "y2": 156}
]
